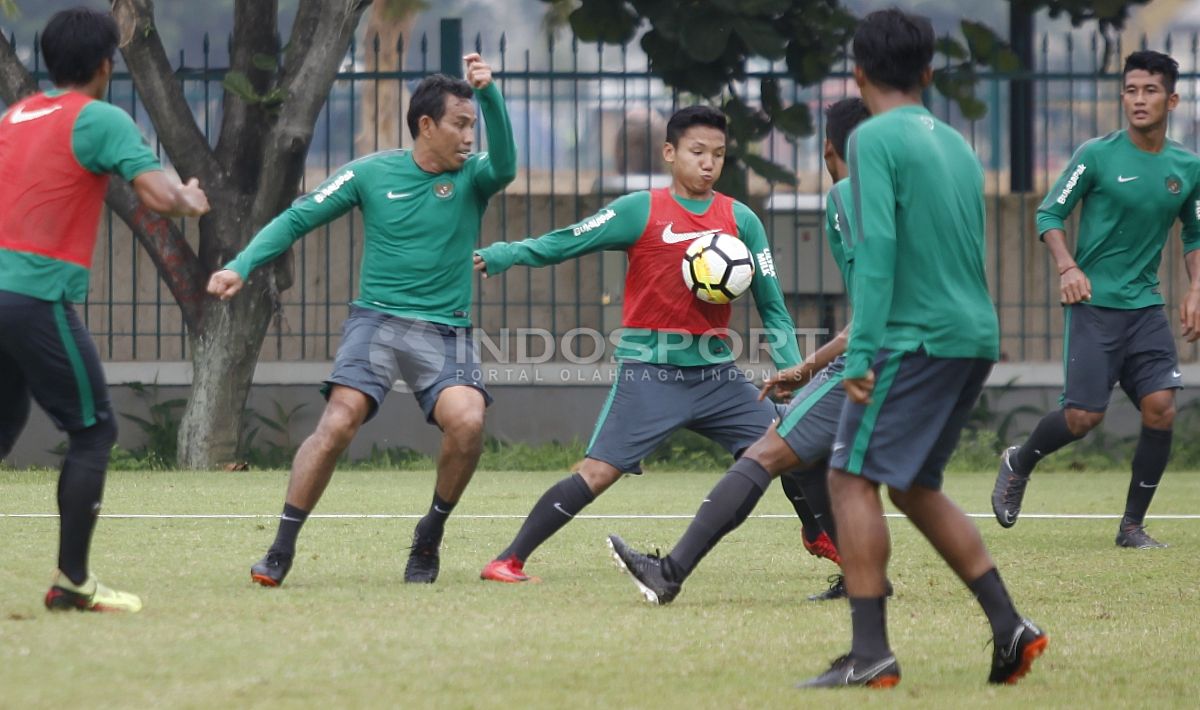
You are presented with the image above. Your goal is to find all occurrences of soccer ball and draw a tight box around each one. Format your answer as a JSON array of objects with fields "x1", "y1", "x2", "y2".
[{"x1": 681, "y1": 233, "x2": 755, "y2": 304}]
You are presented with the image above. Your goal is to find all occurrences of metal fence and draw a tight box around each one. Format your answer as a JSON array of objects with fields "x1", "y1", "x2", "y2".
[{"x1": 6, "y1": 21, "x2": 1200, "y2": 364}]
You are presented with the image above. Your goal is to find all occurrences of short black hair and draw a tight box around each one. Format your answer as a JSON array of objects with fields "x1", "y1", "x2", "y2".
[
  {"x1": 406, "y1": 74, "x2": 474, "y2": 139},
  {"x1": 1124, "y1": 50, "x2": 1179, "y2": 94},
  {"x1": 41, "y1": 7, "x2": 119, "y2": 87},
  {"x1": 825, "y1": 98, "x2": 870, "y2": 161},
  {"x1": 665, "y1": 105, "x2": 727, "y2": 146},
  {"x1": 852, "y1": 9, "x2": 934, "y2": 92}
]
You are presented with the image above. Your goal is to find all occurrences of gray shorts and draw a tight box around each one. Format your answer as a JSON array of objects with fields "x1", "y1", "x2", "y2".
[
  {"x1": 586, "y1": 361, "x2": 778, "y2": 474},
  {"x1": 1063, "y1": 304, "x2": 1182, "y2": 412},
  {"x1": 830, "y1": 349, "x2": 992, "y2": 491},
  {"x1": 322, "y1": 305, "x2": 491, "y2": 424},
  {"x1": 775, "y1": 356, "x2": 846, "y2": 465}
]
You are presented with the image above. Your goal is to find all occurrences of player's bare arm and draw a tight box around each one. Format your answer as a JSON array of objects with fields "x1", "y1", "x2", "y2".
[
  {"x1": 1181, "y1": 250, "x2": 1200, "y2": 342},
  {"x1": 464, "y1": 53, "x2": 492, "y2": 90},
  {"x1": 1042, "y1": 228, "x2": 1092, "y2": 304},
  {"x1": 760, "y1": 326, "x2": 849, "y2": 400},
  {"x1": 132, "y1": 172, "x2": 211, "y2": 218}
]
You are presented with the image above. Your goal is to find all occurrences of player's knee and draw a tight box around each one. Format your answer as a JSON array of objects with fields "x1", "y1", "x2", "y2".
[
  {"x1": 443, "y1": 405, "x2": 485, "y2": 440},
  {"x1": 1143, "y1": 402, "x2": 1175, "y2": 429},
  {"x1": 577, "y1": 458, "x2": 621, "y2": 493},
  {"x1": 316, "y1": 402, "x2": 363, "y2": 450},
  {"x1": 67, "y1": 411, "x2": 118, "y2": 469},
  {"x1": 1064, "y1": 408, "x2": 1104, "y2": 436}
]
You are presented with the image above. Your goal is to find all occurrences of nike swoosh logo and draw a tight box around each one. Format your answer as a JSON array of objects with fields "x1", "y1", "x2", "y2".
[
  {"x1": 432, "y1": 505, "x2": 451, "y2": 514},
  {"x1": 846, "y1": 657, "x2": 896, "y2": 683},
  {"x1": 1117, "y1": 175, "x2": 1139, "y2": 183},
  {"x1": 832, "y1": 442, "x2": 847, "y2": 453},
  {"x1": 280, "y1": 515, "x2": 304, "y2": 522},
  {"x1": 661, "y1": 223, "x2": 720, "y2": 244},
  {"x1": 1002, "y1": 511, "x2": 1015, "y2": 524},
  {"x1": 1138, "y1": 481, "x2": 1158, "y2": 488},
  {"x1": 552, "y1": 502, "x2": 574, "y2": 518},
  {"x1": 1172, "y1": 369, "x2": 1182, "y2": 378},
  {"x1": 9, "y1": 105, "x2": 63, "y2": 124},
  {"x1": 387, "y1": 191, "x2": 415, "y2": 200}
]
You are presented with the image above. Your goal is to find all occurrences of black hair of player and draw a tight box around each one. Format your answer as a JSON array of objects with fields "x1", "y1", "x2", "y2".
[
  {"x1": 825, "y1": 98, "x2": 870, "y2": 161},
  {"x1": 41, "y1": 7, "x2": 119, "y2": 87},
  {"x1": 666, "y1": 106, "x2": 727, "y2": 147},
  {"x1": 852, "y1": 9, "x2": 934, "y2": 92},
  {"x1": 406, "y1": 74, "x2": 475, "y2": 139},
  {"x1": 1123, "y1": 50, "x2": 1179, "y2": 94}
]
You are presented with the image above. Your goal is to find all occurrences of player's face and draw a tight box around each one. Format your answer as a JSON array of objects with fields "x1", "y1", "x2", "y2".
[
  {"x1": 664, "y1": 125, "x2": 726, "y2": 199},
  {"x1": 423, "y1": 94, "x2": 477, "y2": 170},
  {"x1": 1122, "y1": 69, "x2": 1178, "y2": 131}
]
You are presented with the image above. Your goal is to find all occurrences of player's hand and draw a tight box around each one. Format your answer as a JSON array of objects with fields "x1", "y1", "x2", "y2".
[
  {"x1": 207, "y1": 269, "x2": 244, "y2": 300},
  {"x1": 1059, "y1": 264, "x2": 1091, "y2": 304},
  {"x1": 464, "y1": 53, "x2": 492, "y2": 90},
  {"x1": 759, "y1": 362, "x2": 817, "y2": 401},
  {"x1": 1182, "y1": 286, "x2": 1200, "y2": 342},
  {"x1": 843, "y1": 371, "x2": 876, "y2": 405},
  {"x1": 473, "y1": 253, "x2": 489, "y2": 278},
  {"x1": 178, "y1": 177, "x2": 211, "y2": 217}
]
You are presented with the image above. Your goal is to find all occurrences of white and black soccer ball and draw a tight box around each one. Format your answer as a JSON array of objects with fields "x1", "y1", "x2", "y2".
[{"x1": 681, "y1": 233, "x2": 754, "y2": 304}]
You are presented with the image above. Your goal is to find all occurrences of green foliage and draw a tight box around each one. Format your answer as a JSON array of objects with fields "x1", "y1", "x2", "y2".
[
  {"x1": 1, "y1": 0, "x2": 18, "y2": 20},
  {"x1": 118, "y1": 381, "x2": 187, "y2": 470}
]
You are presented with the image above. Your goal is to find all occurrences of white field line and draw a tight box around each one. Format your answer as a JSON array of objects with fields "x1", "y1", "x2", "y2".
[{"x1": 1, "y1": 513, "x2": 1199, "y2": 520}]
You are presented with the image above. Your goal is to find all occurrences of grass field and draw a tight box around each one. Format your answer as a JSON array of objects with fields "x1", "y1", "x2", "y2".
[{"x1": 2, "y1": 467, "x2": 1198, "y2": 708}]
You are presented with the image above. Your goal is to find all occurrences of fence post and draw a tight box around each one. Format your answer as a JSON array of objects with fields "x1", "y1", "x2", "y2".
[
  {"x1": 1009, "y1": 4, "x2": 1035, "y2": 193},
  {"x1": 440, "y1": 18, "x2": 463, "y2": 77}
]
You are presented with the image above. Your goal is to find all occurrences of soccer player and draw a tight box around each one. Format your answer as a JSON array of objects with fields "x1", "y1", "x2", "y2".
[
  {"x1": 992, "y1": 50, "x2": 1200, "y2": 549},
  {"x1": 207, "y1": 55, "x2": 515, "y2": 586},
  {"x1": 475, "y1": 106, "x2": 802, "y2": 584},
  {"x1": 607, "y1": 98, "x2": 872, "y2": 604},
  {"x1": 794, "y1": 10, "x2": 1044, "y2": 688},
  {"x1": 0, "y1": 8, "x2": 210, "y2": 613}
]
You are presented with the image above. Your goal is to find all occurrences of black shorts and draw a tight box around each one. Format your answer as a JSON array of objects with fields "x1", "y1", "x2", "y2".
[
  {"x1": 321, "y1": 306, "x2": 492, "y2": 424},
  {"x1": 1062, "y1": 304, "x2": 1182, "y2": 412},
  {"x1": 830, "y1": 349, "x2": 991, "y2": 491},
  {"x1": 586, "y1": 361, "x2": 779, "y2": 474},
  {"x1": 0, "y1": 290, "x2": 113, "y2": 436}
]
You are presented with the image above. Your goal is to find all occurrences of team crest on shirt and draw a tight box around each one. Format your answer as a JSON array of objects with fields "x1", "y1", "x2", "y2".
[
  {"x1": 434, "y1": 181, "x2": 455, "y2": 199},
  {"x1": 1166, "y1": 176, "x2": 1182, "y2": 195}
]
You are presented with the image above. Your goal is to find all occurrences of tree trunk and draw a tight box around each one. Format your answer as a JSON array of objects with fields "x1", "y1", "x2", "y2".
[
  {"x1": 356, "y1": 1, "x2": 419, "y2": 156},
  {"x1": 175, "y1": 206, "x2": 280, "y2": 468}
]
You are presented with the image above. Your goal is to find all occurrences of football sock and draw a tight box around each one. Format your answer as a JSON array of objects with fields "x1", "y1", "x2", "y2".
[
  {"x1": 1012, "y1": 409, "x2": 1082, "y2": 476},
  {"x1": 57, "y1": 416, "x2": 116, "y2": 586},
  {"x1": 271, "y1": 503, "x2": 309, "y2": 557},
  {"x1": 968, "y1": 567, "x2": 1023, "y2": 640},
  {"x1": 779, "y1": 471, "x2": 821, "y2": 542},
  {"x1": 849, "y1": 596, "x2": 891, "y2": 662},
  {"x1": 665, "y1": 457, "x2": 772, "y2": 582},
  {"x1": 794, "y1": 462, "x2": 836, "y2": 545},
  {"x1": 499, "y1": 473, "x2": 595, "y2": 562},
  {"x1": 413, "y1": 492, "x2": 456, "y2": 542},
  {"x1": 1124, "y1": 426, "x2": 1172, "y2": 525}
]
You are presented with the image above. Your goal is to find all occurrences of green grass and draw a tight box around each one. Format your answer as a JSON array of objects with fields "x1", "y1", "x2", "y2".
[{"x1": 1, "y1": 468, "x2": 1198, "y2": 708}]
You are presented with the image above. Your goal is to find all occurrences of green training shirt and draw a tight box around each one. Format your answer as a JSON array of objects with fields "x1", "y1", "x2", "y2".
[
  {"x1": 825, "y1": 178, "x2": 854, "y2": 295},
  {"x1": 1036, "y1": 129, "x2": 1200, "y2": 309},
  {"x1": 226, "y1": 83, "x2": 516, "y2": 326},
  {"x1": 845, "y1": 104, "x2": 999, "y2": 379},
  {"x1": 0, "y1": 90, "x2": 161, "y2": 302},
  {"x1": 475, "y1": 190, "x2": 802, "y2": 369}
]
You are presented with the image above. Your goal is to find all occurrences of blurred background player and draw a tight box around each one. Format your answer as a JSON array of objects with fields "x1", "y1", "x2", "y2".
[
  {"x1": 607, "y1": 98, "x2": 872, "y2": 605},
  {"x1": 798, "y1": 10, "x2": 1045, "y2": 688},
  {"x1": 208, "y1": 54, "x2": 515, "y2": 586},
  {"x1": 992, "y1": 50, "x2": 1200, "y2": 549},
  {"x1": 0, "y1": 7, "x2": 210, "y2": 612},
  {"x1": 474, "y1": 106, "x2": 802, "y2": 584}
]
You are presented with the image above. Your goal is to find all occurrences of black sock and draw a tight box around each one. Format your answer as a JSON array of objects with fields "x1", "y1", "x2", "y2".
[
  {"x1": 1124, "y1": 426, "x2": 1172, "y2": 525},
  {"x1": 665, "y1": 457, "x2": 772, "y2": 582},
  {"x1": 414, "y1": 492, "x2": 456, "y2": 543},
  {"x1": 849, "y1": 596, "x2": 891, "y2": 662},
  {"x1": 1013, "y1": 409, "x2": 1083, "y2": 475},
  {"x1": 57, "y1": 417, "x2": 116, "y2": 586},
  {"x1": 271, "y1": 503, "x2": 309, "y2": 557},
  {"x1": 499, "y1": 473, "x2": 595, "y2": 562},
  {"x1": 967, "y1": 567, "x2": 1023, "y2": 639},
  {"x1": 779, "y1": 471, "x2": 820, "y2": 542},
  {"x1": 795, "y1": 463, "x2": 836, "y2": 546}
]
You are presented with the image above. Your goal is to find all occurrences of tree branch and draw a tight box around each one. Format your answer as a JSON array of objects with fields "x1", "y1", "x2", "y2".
[
  {"x1": 213, "y1": 0, "x2": 279, "y2": 189},
  {"x1": 111, "y1": 0, "x2": 224, "y2": 185},
  {"x1": 0, "y1": 31, "x2": 206, "y2": 334}
]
